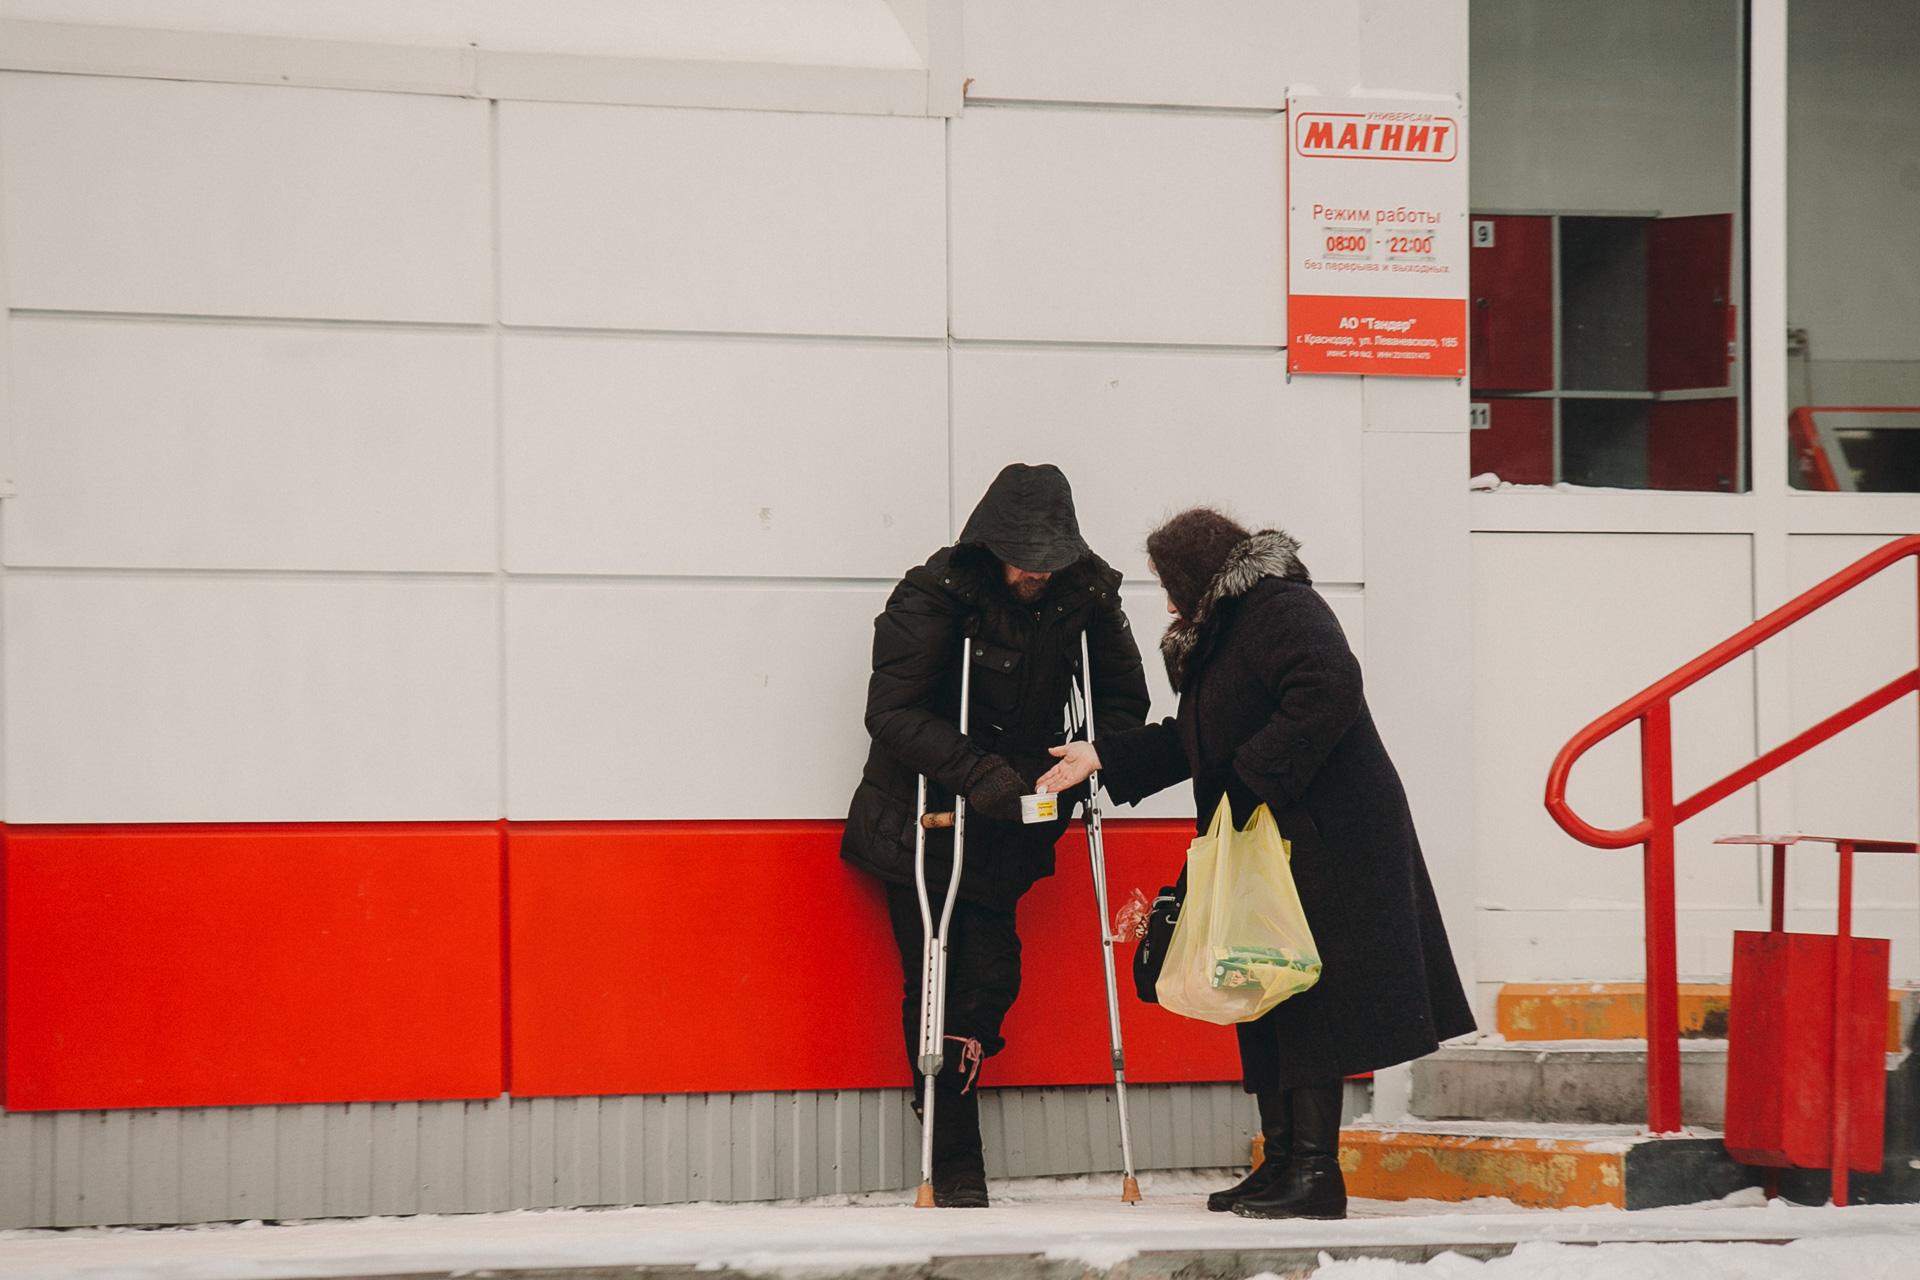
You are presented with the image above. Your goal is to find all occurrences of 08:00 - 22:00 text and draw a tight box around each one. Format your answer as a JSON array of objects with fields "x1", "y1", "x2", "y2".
[{"x1": 1324, "y1": 234, "x2": 1434, "y2": 255}]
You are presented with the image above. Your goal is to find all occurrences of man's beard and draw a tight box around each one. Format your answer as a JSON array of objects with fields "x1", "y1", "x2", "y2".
[{"x1": 1009, "y1": 577, "x2": 1048, "y2": 603}]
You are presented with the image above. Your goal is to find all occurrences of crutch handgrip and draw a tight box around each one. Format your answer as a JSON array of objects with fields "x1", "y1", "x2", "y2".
[{"x1": 920, "y1": 812, "x2": 956, "y2": 829}]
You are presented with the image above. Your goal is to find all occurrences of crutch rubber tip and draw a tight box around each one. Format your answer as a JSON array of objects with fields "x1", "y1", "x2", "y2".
[
  {"x1": 915, "y1": 1182, "x2": 937, "y2": 1208},
  {"x1": 1121, "y1": 1176, "x2": 1142, "y2": 1204}
]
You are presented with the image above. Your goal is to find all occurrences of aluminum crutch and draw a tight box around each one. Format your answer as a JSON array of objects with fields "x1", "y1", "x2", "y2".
[
  {"x1": 1076, "y1": 629, "x2": 1141, "y2": 1203},
  {"x1": 912, "y1": 636, "x2": 971, "y2": 1208}
]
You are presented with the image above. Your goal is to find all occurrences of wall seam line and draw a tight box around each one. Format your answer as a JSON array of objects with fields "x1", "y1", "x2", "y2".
[
  {"x1": 8, "y1": 308, "x2": 950, "y2": 346},
  {"x1": 490, "y1": 99, "x2": 513, "y2": 1102},
  {"x1": 491, "y1": 97, "x2": 510, "y2": 825},
  {"x1": 9, "y1": 308, "x2": 1297, "y2": 355},
  {"x1": 7, "y1": 307, "x2": 490, "y2": 334},
  {"x1": 962, "y1": 96, "x2": 1283, "y2": 118},
  {"x1": 944, "y1": 109, "x2": 956, "y2": 538}
]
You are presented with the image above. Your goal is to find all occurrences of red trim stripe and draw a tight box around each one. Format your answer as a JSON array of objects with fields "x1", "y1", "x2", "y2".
[{"x1": 2, "y1": 818, "x2": 1238, "y2": 1111}]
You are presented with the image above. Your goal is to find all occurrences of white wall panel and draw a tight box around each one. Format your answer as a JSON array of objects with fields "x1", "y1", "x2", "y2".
[
  {"x1": 1111, "y1": 581, "x2": 1186, "y2": 822},
  {"x1": 503, "y1": 334, "x2": 946, "y2": 577},
  {"x1": 506, "y1": 575, "x2": 1360, "y2": 825},
  {"x1": 951, "y1": 348, "x2": 1363, "y2": 584},
  {"x1": 4, "y1": 317, "x2": 494, "y2": 572},
  {"x1": 949, "y1": 108, "x2": 1285, "y2": 345},
  {"x1": 1364, "y1": 431, "x2": 1474, "y2": 992},
  {"x1": 1352, "y1": 0, "x2": 1470, "y2": 100},
  {"x1": 0, "y1": 0, "x2": 925, "y2": 67},
  {"x1": 4, "y1": 576, "x2": 498, "y2": 823},
  {"x1": 506, "y1": 582, "x2": 882, "y2": 819},
  {"x1": 1363, "y1": 355, "x2": 1471, "y2": 436},
  {"x1": 0, "y1": 74, "x2": 489, "y2": 322},
  {"x1": 1472, "y1": 533, "x2": 1760, "y2": 922},
  {"x1": 1472, "y1": 903, "x2": 1920, "y2": 986},
  {"x1": 1782, "y1": 535, "x2": 1919, "y2": 913},
  {"x1": 960, "y1": 0, "x2": 1306, "y2": 108},
  {"x1": 960, "y1": 1, "x2": 1463, "y2": 109},
  {"x1": 498, "y1": 103, "x2": 944, "y2": 337}
]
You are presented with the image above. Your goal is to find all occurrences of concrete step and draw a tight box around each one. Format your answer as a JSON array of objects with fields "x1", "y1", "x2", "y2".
[
  {"x1": 1497, "y1": 981, "x2": 1919, "y2": 1050},
  {"x1": 1226, "y1": 982, "x2": 1920, "y2": 1211},
  {"x1": 1411, "y1": 1038, "x2": 1734, "y2": 1127},
  {"x1": 1412, "y1": 1037, "x2": 1917, "y2": 1131},
  {"x1": 1371, "y1": 1038, "x2": 1920, "y2": 1207},
  {"x1": 1254, "y1": 1122, "x2": 1753, "y2": 1209}
]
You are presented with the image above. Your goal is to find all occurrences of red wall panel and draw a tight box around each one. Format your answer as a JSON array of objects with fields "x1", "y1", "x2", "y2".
[
  {"x1": 993, "y1": 823, "x2": 1242, "y2": 1087},
  {"x1": 507, "y1": 822, "x2": 905, "y2": 1096},
  {"x1": 4, "y1": 818, "x2": 1237, "y2": 1110},
  {"x1": 3, "y1": 824, "x2": 504, "y2": 1111},
  {"x1": 507, "y1": 820, "x2": 1240, "y2": 1097}
]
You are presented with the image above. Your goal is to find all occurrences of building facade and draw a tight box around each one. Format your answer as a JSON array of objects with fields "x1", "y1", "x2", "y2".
[{"x1": 0, "y1": 0, "x2": 1912, "y2": 1228}]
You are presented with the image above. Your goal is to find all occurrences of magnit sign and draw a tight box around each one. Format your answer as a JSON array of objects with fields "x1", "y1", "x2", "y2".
[
  {"x1": 1286, "y1": 97, "x2": 1467, "y2": 379},
  {"x1": 1294, "y1": 111, "x2": 1459, "y2": 162}
]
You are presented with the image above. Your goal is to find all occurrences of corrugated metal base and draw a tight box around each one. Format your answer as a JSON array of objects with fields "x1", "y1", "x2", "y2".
[{"x1": 0, "y1": 1083, "x2": 1349, "y2": 1228}]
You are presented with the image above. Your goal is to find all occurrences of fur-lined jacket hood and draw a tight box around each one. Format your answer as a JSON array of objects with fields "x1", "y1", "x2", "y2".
[{"x1": 1160, "y1": 530, "x2": 1310, "y2": 687}]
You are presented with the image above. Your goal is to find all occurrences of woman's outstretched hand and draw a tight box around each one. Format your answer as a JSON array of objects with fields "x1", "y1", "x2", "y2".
[{"x1": 1038, "y1": 741, "x2": 1101, "y2": 793}]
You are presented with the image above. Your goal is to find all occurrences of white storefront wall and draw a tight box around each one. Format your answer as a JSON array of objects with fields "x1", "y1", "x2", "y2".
[
  {"x1": 0, "y1": 0, "x2": 1473, "y2": 1221},
  {"x1": 0, "y1": 0, "x2": 1472, "y2": 919}
]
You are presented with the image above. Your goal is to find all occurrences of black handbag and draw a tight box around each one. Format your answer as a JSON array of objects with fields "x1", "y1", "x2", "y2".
[{"x1": 1131, "y1": 880, "x2": 1184, "y2": 1003}]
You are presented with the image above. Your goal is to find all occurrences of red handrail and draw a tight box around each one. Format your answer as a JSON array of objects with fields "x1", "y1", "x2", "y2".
[{"x1": 1544, "y1": 533, "x2": 1920, "y2": 1133}]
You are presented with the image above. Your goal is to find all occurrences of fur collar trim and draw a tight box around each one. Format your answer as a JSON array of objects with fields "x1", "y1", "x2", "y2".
[{"x1": 1161, "y1": 530, "x2": 1308, "y2": 687}]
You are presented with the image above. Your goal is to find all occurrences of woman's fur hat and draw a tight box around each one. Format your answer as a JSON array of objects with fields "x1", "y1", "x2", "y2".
[{"x1": 1147, "y1": 509, "x2": 1309, "y2": 686}]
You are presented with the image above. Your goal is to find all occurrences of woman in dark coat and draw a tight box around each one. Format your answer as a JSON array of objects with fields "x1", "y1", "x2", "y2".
[{"x1": 1039, "y1": 508, "x2": 1475, "y2": 1220}]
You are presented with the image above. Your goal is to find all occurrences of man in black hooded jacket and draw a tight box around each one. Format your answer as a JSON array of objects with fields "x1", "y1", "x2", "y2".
[{"x1": 841, "y1": 463, "x2": 1150, "y2": 1206}]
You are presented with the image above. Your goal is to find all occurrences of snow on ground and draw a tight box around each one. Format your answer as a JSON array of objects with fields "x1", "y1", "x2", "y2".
[
  {"x1": 3, "y1": 1172, "x2": 1920, "y2": 1280},
  {"x1": 1306, "y1": 1235, "x2": 1920, "y2": 1279}
]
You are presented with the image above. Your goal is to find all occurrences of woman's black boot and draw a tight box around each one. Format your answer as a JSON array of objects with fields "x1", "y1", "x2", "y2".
[
  {"x1": 1207, "y1": 1087, "x2": 1291, "y2": 1211},
  {"x1": 1230, "y1": 1079, "x2": 1347, "y2": 1220}
]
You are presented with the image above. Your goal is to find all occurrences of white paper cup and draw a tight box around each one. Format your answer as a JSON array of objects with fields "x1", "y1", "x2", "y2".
[{"x1": 1020, "y1": 789, "x2": 1058, "y2": 824}]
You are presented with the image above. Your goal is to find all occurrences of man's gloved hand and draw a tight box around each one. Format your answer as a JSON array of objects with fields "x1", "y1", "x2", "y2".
[{"x1": 962, "y1": 754, "x2": 1027, "y2": 822}]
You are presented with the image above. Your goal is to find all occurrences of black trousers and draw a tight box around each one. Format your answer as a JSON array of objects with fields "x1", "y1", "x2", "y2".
[{"x1": 884, "y1": 881, "x2": 1022, "y2": 1074}]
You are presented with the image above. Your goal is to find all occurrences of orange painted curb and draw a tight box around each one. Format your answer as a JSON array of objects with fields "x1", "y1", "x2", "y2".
[
  {"x1": 1341, "y1": 1129, "x2": 1627, "y2": 1208},
  {"x1": 1497, "y1": 982, "x2": 1911, "y2": 1051},
  {"x1": 1257, "y1": 1130, "x2": 1627, "y2": 1208}
]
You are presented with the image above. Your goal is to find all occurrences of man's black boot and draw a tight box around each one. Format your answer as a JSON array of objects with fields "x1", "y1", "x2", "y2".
[
  {"x1": 1231, "y1": 1079, "x2": 1347, "y2": 1220},
  {"x1": 1207, "y1": 1087, "x2": 1291, "y2": 1212},
  {"x1": 927, "y1": 1075, "x2": 988, "y2": 1208}
]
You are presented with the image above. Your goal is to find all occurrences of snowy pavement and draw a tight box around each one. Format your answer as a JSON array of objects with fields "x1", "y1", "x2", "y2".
[
  {"x1": 3, "y1": 1172, "x2": 1920, "y2": 1280},
  {"x1": 1312, "y1": 1237, "x2": 1920, "y2": 1278}
]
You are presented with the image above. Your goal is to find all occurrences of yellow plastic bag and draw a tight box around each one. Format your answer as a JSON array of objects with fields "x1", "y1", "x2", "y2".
[{"x1": 1155, "y1": 795, "x2": 1322, "y2": 1025}]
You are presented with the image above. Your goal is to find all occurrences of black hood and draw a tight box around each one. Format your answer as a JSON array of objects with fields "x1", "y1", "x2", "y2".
[{"x1": 956, "y1": 463, "x2": 1091, "y2": 573}]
